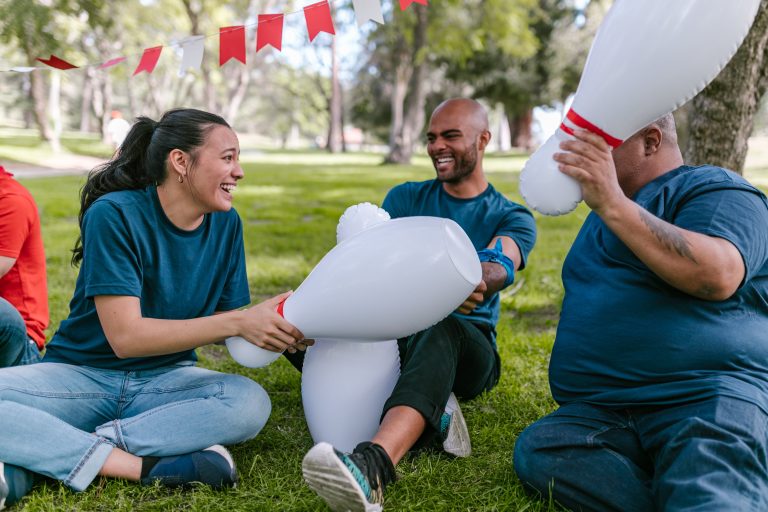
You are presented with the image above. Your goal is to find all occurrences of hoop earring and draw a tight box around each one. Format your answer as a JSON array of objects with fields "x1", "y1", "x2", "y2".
[{"x1": 178, "y1": 174, "x2": 184, "y2": 184}]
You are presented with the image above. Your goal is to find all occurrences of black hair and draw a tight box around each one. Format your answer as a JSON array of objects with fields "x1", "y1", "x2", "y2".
[{"x1": 71, "y1": 108, "x2": 230, "y2": 265}]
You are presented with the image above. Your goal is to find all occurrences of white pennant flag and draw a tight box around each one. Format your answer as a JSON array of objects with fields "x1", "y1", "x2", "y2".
[
  {"x1": 9, "y1": 67, "x2": 36, "y2": 73},
  {"x1": 178, "y1": 35, "x2": 205, "y2": 77},
  {"x1": 352, "y1": 0, "x2": 384, "y2": 26}
]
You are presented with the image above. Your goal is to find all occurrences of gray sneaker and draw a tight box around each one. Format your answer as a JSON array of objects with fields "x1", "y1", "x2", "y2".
[
  {"x1": 302, "y1": 442, "x2": 395, "y2": 512},
  {"x1": 0, "y1": 462, "x2": 34, "y2": 510},
  {"x1": 440, "y1": 393, "x2": 472, "y2": 457}
]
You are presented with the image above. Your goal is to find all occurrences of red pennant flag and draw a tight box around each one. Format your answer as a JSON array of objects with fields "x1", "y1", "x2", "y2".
[
  {"x1": 219, "y1": 26, "x2": 246, "y2": 66},
  {"x1": 257, "y1": 14, "x2": 284, "y2": 52},
  {"x1": 399, "y1": 0, "x2": 428, "y2": 10},
  {"x1": 36, "y1": 55, "x2": 77, "y2": 70},
  {"x1": 99, "y1": 56, "x2": 126, "y2": 69},
  {"x1": 133, "y1": 46, "x2": 163, "y2": 76},
  {"x1": 304, "y1": 1, "x2": 335, "y2": 42}
]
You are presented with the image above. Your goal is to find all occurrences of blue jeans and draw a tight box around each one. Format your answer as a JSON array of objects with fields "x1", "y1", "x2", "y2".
[
  {"x1": 513, "y1": 396, "x2": 768, "y2": 511},
  {"x1": 0, "y1": 297, "x2": 41, "y2": 367},
  {"x1": 0, "y1": 362, "x2": 271, "y2": 491}
]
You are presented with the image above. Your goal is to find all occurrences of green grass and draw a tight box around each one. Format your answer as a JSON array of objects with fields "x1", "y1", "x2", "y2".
[
  {"x1": 17, "y1": 130, "x2": 768, "y2": 511},
  {"x1": 13, "y1": 149, "x2": 571, "y2": 511}
]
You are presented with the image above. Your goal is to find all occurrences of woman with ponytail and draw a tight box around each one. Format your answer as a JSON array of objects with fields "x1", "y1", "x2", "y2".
[{"x1": 0, "y1": 108, "x2": 306, "y2": 507}]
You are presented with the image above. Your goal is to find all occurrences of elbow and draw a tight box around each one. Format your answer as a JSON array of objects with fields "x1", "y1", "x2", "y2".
[
  {"x1": 106, "y1": 334, "x2": 134, "y2": 359},
  {"x1": 692, "y1": 269, "x2": 741, "y2": 302}
]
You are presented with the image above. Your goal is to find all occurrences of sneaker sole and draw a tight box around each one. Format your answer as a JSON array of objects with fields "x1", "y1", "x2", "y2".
[
  {"x1": 443, "y1": 396, "x2": 472, "y2": 458},
  {"x1": 302, "y1": 442, "x2": 382, "y2": 512}
]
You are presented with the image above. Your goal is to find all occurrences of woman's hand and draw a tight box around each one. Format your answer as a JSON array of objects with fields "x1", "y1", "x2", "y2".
[{"x1": 237, "y1": 291, "x2": 306, "y2": 352}]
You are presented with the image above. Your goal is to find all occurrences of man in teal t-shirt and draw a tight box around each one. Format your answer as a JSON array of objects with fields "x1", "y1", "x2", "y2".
[
  {"x1": 514, "y1": 114, "x2": 768, "y2": 511},
  {"x1": 302, "y1": 98, "x2": 537, "y2": 512}
]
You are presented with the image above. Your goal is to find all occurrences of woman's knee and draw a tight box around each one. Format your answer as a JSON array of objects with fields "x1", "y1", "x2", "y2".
[{"x1": 222, "y1": 375, "x2": 272, "y2": 440}]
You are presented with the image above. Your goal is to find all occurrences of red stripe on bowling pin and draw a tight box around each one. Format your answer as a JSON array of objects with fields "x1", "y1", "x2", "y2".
[
  {"x1": 277, "y1": 298, "x2": 286, "y2": 317},
  {"x1": 559, "y1": 108, "x2": 623, "y2": 148}
]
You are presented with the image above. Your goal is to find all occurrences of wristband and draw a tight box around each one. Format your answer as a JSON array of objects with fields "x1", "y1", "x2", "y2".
[{"x1": 477, "y1": 238, "x2": 516, "y2": 288}]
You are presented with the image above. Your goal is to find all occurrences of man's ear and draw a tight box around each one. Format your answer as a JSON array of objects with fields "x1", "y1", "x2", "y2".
[
  {"x1": 478, "y1": 129, "x2": 491, "y2": 151},
  {"x1": 168, "y1": 148, "x2": 188, "y2": 175},
  {"x1": 644, "y1": 126, "x2": 662, "y2": 156}
]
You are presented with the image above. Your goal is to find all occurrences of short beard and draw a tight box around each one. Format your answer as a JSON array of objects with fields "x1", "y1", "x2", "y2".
[{"x1": 436, "y1": 142, "x2": 478, "y2": 184}]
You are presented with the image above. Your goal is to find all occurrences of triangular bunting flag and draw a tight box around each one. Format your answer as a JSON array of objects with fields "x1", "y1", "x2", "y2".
[
  {"x1": 179, "y1": 35, "x2": 205, "y2": 76},
  {"x1": 219, "y1": 26, "x2": 246, "y2": 66},
  {"x1": 9, "y1": 67, "x2": 36, "y2": 73},
  {"x1": 99, "y1": 56, "x2": 126, "y2": 69},
  {"x1": 352, "y1": 0, "x2": 384, "y2": 26},
  {"x1": 399, "y1": 0, "x2": 428, "y2": 10},
  {"x1": 257, "y1": 14, "x2": 284, "y2": 52},
  {"x1": 304, "y1": 1, "x2": 335, "y2": 42},
  {"x1": 133, "y1": 46, "x2": 163, "y2": 76},
  {"x1": 36, "y1": 55, "x2": 77, "y2": 70}
]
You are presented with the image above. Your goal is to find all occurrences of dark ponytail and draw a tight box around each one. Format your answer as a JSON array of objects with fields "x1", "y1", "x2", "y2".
[{"x1": 71, "y1": 108, "x2": 230, "y2": 265}]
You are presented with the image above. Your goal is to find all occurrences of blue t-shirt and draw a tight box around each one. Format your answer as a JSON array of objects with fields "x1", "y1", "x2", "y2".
[
  {"x1": 550, "y1": 165, "x2": 768, "y2": 412},
  {"x1": 44, "y1": 187, "x2": 250, "y2": 370},
  {"x1": 382, "y1": 180, "x2": 537, "y2": 333}
]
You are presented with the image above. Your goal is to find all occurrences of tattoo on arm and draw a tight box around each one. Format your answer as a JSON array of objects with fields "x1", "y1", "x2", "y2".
[{"x1": 638, "y1": 209, "x2": 698, "y2": 264}]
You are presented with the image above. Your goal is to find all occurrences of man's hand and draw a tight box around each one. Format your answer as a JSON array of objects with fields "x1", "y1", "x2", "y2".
[
  {"x1": 553, "y1": 129, "x2": 626, "y2": 216},
  {"x1": 457, "y1": 280, "x2": 487, "y2": 314}
]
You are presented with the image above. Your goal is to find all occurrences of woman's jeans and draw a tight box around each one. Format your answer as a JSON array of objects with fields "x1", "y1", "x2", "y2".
[
  {"x1": 514, "y1": 396, "x2": 768, "y2": 511},
  {"x1": 0, "y1": 362, "x2": 271, "y2": 491},
  {"x1": 0, "y1": 297, "x2": 41, "y2": 367}
]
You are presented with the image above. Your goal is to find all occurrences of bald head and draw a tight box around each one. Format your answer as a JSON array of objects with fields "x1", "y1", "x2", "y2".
[
  {"x1": 426, "y1": 98, "x2": 492, "y2": 189},
  {"x1": 431, "y1": 98, "x2": 489, "y2": 136}
]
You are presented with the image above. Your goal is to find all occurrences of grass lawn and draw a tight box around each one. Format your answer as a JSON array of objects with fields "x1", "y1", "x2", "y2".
[{"x1": 8, "y1": 132, "x2": 768, "y2": 511}]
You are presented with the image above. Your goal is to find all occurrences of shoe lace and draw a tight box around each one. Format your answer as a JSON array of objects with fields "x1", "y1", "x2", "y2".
[{"x1": 345, "y1": 442, "x2": 396, "y2": 503}]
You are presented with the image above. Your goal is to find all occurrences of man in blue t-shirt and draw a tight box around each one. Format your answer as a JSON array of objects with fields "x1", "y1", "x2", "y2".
[
  {"x1": 514, "y1": 113, "x2": 768, "y2": 511},
  {"x1": 303, "y1": 98, "x2": 537, "y2": 511}
]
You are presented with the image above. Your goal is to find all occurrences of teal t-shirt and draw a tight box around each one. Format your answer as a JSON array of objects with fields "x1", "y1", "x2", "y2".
[
  {"x1": 44, "y1": 187, "x2": 250, "y2": 370},
  {"x1": 550, "y1": 166, "x2": 768, "y2": 412},
  {"x1": 382, "y1": 180, "x2": 537, "y2": 333}
]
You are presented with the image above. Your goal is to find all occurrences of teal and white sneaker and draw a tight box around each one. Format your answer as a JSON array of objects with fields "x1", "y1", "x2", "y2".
[
  {"x1": 0, "y1": 462, "x2": 34, "y2": 510},
  {"x1": 302, "y1": 441, "x2": 396, "y2": 512},
  {"x1": 440, "y1": 392, "x2": 472, "y2": 458}
]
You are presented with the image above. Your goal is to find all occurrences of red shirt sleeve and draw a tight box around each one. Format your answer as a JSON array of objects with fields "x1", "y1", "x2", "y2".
[{"x1": 0, "y1": 193, "x2": 33, "y2": 259}]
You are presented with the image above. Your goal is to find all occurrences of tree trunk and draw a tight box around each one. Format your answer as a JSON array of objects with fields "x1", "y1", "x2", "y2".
[
  {"x1": 80, "y1": 71, "x2": 94, "y2": 133},
  {"x1": 684, "y1": 0, "x2": 768, "y2": 174},
  {"x1": 28, "y1": 69, "x2": 52, "y2": 143},
  {"x1": 508, "y1": 108, "x2": 534, "y2": 151},
  {"x1": 385, "y1": 6, "x2": 429, "y2": 164},
  {"x1": 327, "y1": 36, "x2": 343, "y2": 153},
  {"x1": 48, "y1": 70, "x2": 62, "y2": 153}
]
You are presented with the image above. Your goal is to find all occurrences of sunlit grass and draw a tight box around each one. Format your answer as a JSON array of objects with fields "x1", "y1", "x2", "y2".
[{"x1": 9, "y1": 131, "x2": 768, "y2": 511}]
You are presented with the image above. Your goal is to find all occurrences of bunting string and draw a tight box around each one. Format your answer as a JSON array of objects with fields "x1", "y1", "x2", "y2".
[{"x1": 0, "y1": 0, "x2": 429, "y2": 76}]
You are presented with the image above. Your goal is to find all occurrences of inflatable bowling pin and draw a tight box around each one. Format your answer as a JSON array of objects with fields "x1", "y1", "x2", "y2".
[
  {"x1": 225, "y1": 335, "x2": 282, "y2": 368},
  {"x1": 302, "y1": 203, "x2": 401, "y2": 451},
  {"x1": 520, "y1": 0, "x2": 761, "y2": 215},
  {"x1": 279, "y1": 215, "x2": 481, "y2": 340}
]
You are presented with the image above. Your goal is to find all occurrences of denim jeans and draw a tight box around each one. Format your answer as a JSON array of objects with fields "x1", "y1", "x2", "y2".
[
  {"x1": 513, "y1": 396, "x2": 768, "y2": 511},
  {"x1": 385, "y1": 316, "x2": 501, "y2": 445},
  {"x1": 0, "y1": 361, "x2": 271, "y2": 491},
  {"x1": 0, "y1": 297, "x2": 40, "y2": 367}
]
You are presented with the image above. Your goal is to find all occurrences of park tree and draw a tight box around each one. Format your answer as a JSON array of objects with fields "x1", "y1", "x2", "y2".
[
  {"x1": 0, "y1": 0, "x2": 65, "y2": 148},
  {"x1": 360, "y1": 0, "x2": 540, "y2": 164},
  {"x1": 684, "y1": 0, "x2": 768, "y2": 174},
  {"x1": 443, "y1": 0, "x2": 597, "y2": 150}
]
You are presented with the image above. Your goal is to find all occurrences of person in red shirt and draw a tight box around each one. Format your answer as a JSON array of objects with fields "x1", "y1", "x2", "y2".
[{"x1": 0, "y1": 165, "x2": 48, "y2": 366}]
